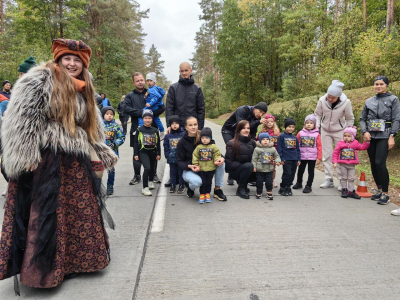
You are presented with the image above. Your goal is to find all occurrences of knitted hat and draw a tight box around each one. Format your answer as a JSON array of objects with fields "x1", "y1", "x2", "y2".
[
  {"x1": 169, "y1": 115, "x2": 180, "y2": 126},
  {"x1": 18, "y1": 56, "x2": 37, "y2": 73},
  {"x1": 327, "y1": 80, "x2": 344, "y2": 97},
  {"x1": 142, "y1": 109, "x2": 153, "y2": 119},
  {"x1": 52, "y1": 39, "x2": 92, "y2": 68},
  {"x1": 200, "y1": 127, "x2": 212, "y2": 139},
  {"x1": 101, "y1": 106, "x2": 115, "y2": 118},
  {"x1": 344, "y1": 126, "x2": 357, "y2": 141},
  {"x1": 263, "y1": 114, "x2": 275, "y2": 121},
  {"x1": 2, "y1": 80, "x2": 10, "y2": 87},
  {"x1": 0, "y1": 100, "x2": 9, "y2": 116},
  {"x1": 254, "y1": 102, "x2": 268, "y2": 113},
  {"x1": 374, "y1": 76, "x2": 389, "y2": 86},
  {"x1": 304, "y1": 114, "x2": 316, "y2": 125},
  {"x1": 146, "y1": 72, "x2": 157, "y2": 83},
  {"x1": 284, "y1": 118, "x2": 296, "y2": 129},
  {"x1": 259, "y1": 132, "x2": 270, "y2": 141}
]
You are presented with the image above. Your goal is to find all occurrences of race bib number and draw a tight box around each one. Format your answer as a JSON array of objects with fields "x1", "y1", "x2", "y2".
[
  {"x1": 284, "y1": 138, "x2": 297, "y2": 149},
  {"x1": 143, "y1": 133, "x2": 156, "y2": 146},
  {"x1": 269, "y1": 136, "x2": 278, "y2": 146},
  {"x1": 300, "y1": 136, "x2": 316, "y2": 148},
  {"x1": 169, "y1": 138, "x2": 180, "y2": 150},
  {"x1": 261, "y1": 152, "x2": 273, "y2": 164},
  {"x1": 199, "y1": 148, "x2": 213, "y2": 161},
  {"x1": 368, "y1": 119, "x2": 386, "y2": 132},
  {"x1": 340, "y1": 149, "x2": 355, "y2": 160}
]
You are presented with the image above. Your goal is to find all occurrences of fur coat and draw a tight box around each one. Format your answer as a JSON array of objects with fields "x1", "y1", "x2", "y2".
[{"x1": 1, "y1": 66, "x2": 118, "y2": 179}]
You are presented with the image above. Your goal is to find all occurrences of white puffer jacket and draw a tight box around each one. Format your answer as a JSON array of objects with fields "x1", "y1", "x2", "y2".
[{"x1": 314, "y1": 93, "x2": 355, "y2": 133}]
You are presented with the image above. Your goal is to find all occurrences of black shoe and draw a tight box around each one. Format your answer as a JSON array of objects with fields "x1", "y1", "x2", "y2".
[
  {"x1": 267, "y1": 193, "x2": 273, "y2": 200},
  {"x1": 287, "y1": 187, "x2": 293, "y2": 196},
  {"x1": 164, "y1": 179, "x2": 172, "y2": 187},
  {"x1": 245, "y1": 188, "x2": 250, "y2": 194},
  {"x1": 348, "y1": 190, "x2": 361, "y2": 199},
  {"x1": 371, "y1": 190, "x2": 382, "y2": 201},
  {"x1": 236, "y1": 187, "x2": 249, "y2": 199},
  {"x1": 153, "y1": 174, "x2": 161, "y2": 183},
  {"x1": 377, "y1": 194, "x2": 390, "y2": 205},
  {"x1": 177, "y1": 184, "x2": 185, "y2": 194},
  {"x1": 248, "y1": 182, "x2": 256, "y2": 186},
  {"x1": 227, "y1": 178, "x2": 234, "y2": 185},
  {"x1": 129, "y1": 175, "x2": 141, "y2": 185},
  {"x1": 303, "y1": 186, "x2": 312, "y2": 193},
  {"x1": 213, "y1": 189, "x2": 227, "y2": 201},
  {"x1": 282, "y1": 187, "x2": 289, "y2": 196},
  {"x1": 169, "y1": 184, "x2": 176, "y2": 193},
  {"x1": 187, "y1": 187, "x2": 195, "y2": 198},
  {"x1": 278, "y1": 187, "x2": 284, "y2": 195},
  {"x1": 292, "y1": 182, "x2": 302, "y2": 189},
  {"x1": 255, "y1": 194, "x2": 262, "y2": 199},
  {"x1": 341, "y1": 188, "x2": 348, "y2": 198}
]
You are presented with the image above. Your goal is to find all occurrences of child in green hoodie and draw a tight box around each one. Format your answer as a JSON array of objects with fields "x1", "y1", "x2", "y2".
[
  {"x1": 192, "y1": 127, "x2": 222, "y2": 204},
  {"x1": 252, "y1": 132, "x2": 281, "y2": 200}
]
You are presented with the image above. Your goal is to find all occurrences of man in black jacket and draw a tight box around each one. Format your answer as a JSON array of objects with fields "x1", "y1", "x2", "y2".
[
  {"x1": 166, "y1": 62, "x2": 205, "y2": 131},
  {"x1": 124, "y1": 72, "x2": 165, "y2": 185}
]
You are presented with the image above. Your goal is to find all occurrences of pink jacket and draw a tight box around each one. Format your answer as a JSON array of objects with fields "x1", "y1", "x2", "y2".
[{"x1": 332, "y1": 140, "x2": 370, "y2": 165}]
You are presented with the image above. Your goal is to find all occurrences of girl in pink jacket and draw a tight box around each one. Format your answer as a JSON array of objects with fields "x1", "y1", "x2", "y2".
[{"x1": 332, "y1": 126, "x2": 370, "y2": 199}]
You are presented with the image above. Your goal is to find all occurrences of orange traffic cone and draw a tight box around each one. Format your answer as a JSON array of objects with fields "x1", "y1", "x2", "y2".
[{"x1": 356, "y1": 172, "x2": 372, "y2": 198}]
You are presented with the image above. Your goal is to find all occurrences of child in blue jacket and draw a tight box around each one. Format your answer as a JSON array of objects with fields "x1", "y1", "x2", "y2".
[
  {"x1": 138, "y1": 72, "x2": 166, "y2": 139},
  {"x1": 163, "y1": 115, "x2": 185, "y2": 193},
  {"x1": 277, "y1": 118, "x2": 301, "y2": 197},
  {"x1": 101, "y1": 106, "x2": 125, "y2": 195}
]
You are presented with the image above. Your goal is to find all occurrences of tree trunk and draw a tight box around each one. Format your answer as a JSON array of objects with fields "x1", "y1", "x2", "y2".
[
  {"x1": 363, "y1": 0, "x2": 367, "y2": 32},
  {"x1": 1, "y1": 0, "x2": 4, "y2": 34},
  {"x1": 386, "y1": 0, "x2": 393, "y2": 34},
  {"x1": 334, "y1": 0, "x2": 339, "y2": 26},
  {"x1": 59, "y1": 0, "x2": 63, "y2": 38}
]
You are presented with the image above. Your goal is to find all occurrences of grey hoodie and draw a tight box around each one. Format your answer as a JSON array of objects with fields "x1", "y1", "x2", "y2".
[
  {"x1": 360, "y1": 92, "x2": 400, "y2": 139},
  {"x1": 314, "y1": 93, "x2": 355, "y2": 132}
]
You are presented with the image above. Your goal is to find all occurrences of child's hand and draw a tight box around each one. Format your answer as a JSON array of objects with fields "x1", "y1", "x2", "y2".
[
  {"x1": 253, "y1": 168, "x2": 257, "y2": 172},
  {"x1": 316, "y1": 159, "x2": 321, "y2": 165},
  {"x1": 134, "y1": 156, "x2": 139, "y2": 161},
  {"x1": 333, "y1": 163, "x2": 337, "y2": 168},
  {"x1": 297, "y1": 161, "x2": 301, "y2": 166},
  {"x1": 276, "y1": 162, "x2": 281, "y2": 167},
  {"x1": 156, "y1": 155, "x2": 161, "y2": 160},
  {"x1": 281, "y1": 161, "x2": 285, "y2": 165},
  {"x1": 146, "y1": 103, "x2": 151, "y2": 107}
]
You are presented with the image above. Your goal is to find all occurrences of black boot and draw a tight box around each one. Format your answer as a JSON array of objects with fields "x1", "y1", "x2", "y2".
[
  {"x1": 292, "y1": 182, "x2": 302, "y2": 189},
  {"x1": 236, "y1": 187, "x2": 250, "y2": 199},
  {"x1": 278, "y1": 187, "x2": 285, "y2": 195}
]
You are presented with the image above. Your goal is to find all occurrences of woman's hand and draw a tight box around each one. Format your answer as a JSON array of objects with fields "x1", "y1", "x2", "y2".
[
  {"x1": 389, "y1": 135, "x2": 395, "y2": 150},
  {"x1": 156, "y1": 155, "x2": 161, "y2": 160},
  {"x1": 134, "y1": 156, "x2": 139, "y2": 161},
  {"x1": 214, "y1": 157, "x2": 225, "y2": 167},
  {"x1": 363, "y1": 132, "x2": 371, "y2": 142}
]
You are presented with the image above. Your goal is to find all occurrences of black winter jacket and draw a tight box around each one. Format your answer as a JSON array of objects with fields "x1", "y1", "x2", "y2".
[
  {"x1": 222, "y1": 106, "x2": 261, "y2": 139},
  {"x1": 176, "y1": 133, "x2": 198, "y2": 171},
  {"x1": 166, "y1": 76, "x2": 205, "y2": 130},
  {"x1": 225, "y1": 135, "x2": 256, "y2": 172}
]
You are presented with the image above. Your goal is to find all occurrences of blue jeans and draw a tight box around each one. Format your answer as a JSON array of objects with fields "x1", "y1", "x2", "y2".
[
  {"x1": 182, "y1": 163, "x2": 225, "y2": 191},
  {"x1": 107, "y1": 168, "x2": 115, "y2": 187}
]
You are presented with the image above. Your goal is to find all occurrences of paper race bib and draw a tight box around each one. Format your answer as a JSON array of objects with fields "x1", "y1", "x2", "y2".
[
  {"x1": 340, "y1": 149, "x2": 355, "y2": 160},
  {"x1": 169, "y1": 138, "x2": 180, "y2": 150},
  {"x1": 269, "y1": 135, "x2": 278, "y2": 146},
  {"x1": 261, "y1": 152, "x2": 273, "y2": 164},
  {"x1": 368, "y1": 119, "x2": 386, "y2": 132},
  {"x1": 199, "y1": 148, "x2": 213, "y2": 161},
  {"x1": 300, "y1": 136, "x2": 316, "y2": 148},
  {"x1": 143, "y1": 133, "x2": 156, "y2": 146},
  {"x1": 284, "y1": 137, "x2": 297, "y2": 149}
]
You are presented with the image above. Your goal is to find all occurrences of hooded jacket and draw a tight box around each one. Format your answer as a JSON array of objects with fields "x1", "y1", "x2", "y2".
[
  {"x1": 225, "y1": 135, "x2": 256, "y2": 173},
  {"x1": 176, "y1": 132, "x2": 199, "y2": 171},
  {"x1": 332, "y1": 140, "x2": 370, "y2": 165},
  {"x1": 163, "y1": 127, "x2": 185, "y2": 164},
  {"x1": 314, "y1": 93, "x2": 355, "y2": 132},
  {"x1": 251, "y1": 142, "x2": 281, "y2": 173},
  {"x1": 297, "y1": 128, "x2": 322, "y2": 161},
  {"x1": 192, "y1": 142, "x2": 222, "y2": 172},
  {"x1": 146, "y1": 85, "x2": 165, "y2": 109},
  {"x1": 222, "y1": 105, "x2": 261, "y2": 139},
  {"x1": 166, "y1": 76, "x2": 205, "y2": 130},
  {"x1": 103, "y1": 119, "x2": 125, "y2": 157},
  {"x1": 277, "y1": 131, "x2": 301, "y2": 162},
  {"x1": 360, "y1": 92, "x2": 400, "y2": 139}
]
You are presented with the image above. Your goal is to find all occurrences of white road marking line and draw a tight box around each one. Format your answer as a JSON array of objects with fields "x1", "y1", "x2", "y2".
[{"x1": 151, "y1": 163, "x2": 169, "y2": 233}]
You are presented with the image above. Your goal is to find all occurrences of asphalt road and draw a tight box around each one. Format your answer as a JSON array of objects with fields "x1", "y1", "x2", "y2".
[{"x1": 1, "y1": 119, "x2": 400, "y2": 300}]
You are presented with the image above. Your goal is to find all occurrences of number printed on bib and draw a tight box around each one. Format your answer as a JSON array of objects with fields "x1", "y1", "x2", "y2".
[
  {"x1": 300, "y1": 136, "x2": 316, "y2": 148},
  {"x1": 368, "y1": 119, "x2": 386, "y2": 132},
  {"x1": 199, "y1": 148, "x2": 213, "y2": 161},
  {"x1": 269, "y1": 136, "x2": 278, "y2": 146},
  {"x1": 284, "y1": 138, "x2": 297, "y2": 149},
  {"x1": 340, "y1": 149, "x2": 355, "y2": 160},
  {"x1": 143, "y1": 133, "x2": 156, "y2": 146},
  {"x1": 169, "y1": 138, "x2": 180, "y2": 149},
  {"x1": 261, "y1": 152, "x2": 273, "y2": 164}
]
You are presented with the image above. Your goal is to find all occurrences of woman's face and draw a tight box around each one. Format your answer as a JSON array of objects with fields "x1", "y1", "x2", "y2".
[
  {"x1": 60, "y1": 55, "x2": 83, "y2": 78},
  {"x1": 185, "y1": 118, "x2": 198, "y2": 135},
  {"x1": 326, "y1": 94, "x2": 339, "y2": 104},
  {"x1": 240, "y1": 124, "x2": 250, "y2": 136},
  {"x1": 3, "y1": 83, "x2": 11, "y2": 90},
  {"x1": 374, "y1": 80, "x2": 387, "y2": 94}
]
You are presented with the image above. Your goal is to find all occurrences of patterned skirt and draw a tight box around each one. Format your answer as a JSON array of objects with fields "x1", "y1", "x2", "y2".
[{"x1": 0, "y1": 150, "x2": 112, "y2": 289}]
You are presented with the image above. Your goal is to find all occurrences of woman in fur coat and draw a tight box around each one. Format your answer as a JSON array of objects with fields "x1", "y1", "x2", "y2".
[{"x1": 0, "y1": 39, "x2": 118, "y2": 292}]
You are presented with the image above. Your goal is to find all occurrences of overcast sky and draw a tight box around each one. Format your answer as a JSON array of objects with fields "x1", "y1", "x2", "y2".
[{"x1": 138, "y1": 0, "x2": 203, "y2": 83}]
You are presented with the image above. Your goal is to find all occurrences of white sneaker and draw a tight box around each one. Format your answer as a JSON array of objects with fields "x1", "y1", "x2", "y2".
[
  {"x1": 337, "y1": 182, "x2": 342, "y2": 191},
  {"x1": 1, "y1": 190, "x2": 6, "y2": 197},
  {"x1": 320, "y1": 179, "x2": 334, "y2": 189},
  {"x1": 391, "y1": 208, "x2": 400, "y2": 216},
  {"x1": 141, "y1": 187, "x2": 152, "y2": 196},
  {"x1": 160, "y1": 132, "x2": 165, "y2": 141},
  {"x1": 148, "y1": 182, "x2": 155, "y2": 190}
]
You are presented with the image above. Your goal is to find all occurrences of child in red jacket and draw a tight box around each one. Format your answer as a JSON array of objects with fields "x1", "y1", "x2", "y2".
[{"x1": 332, "y1": 126, "x2": 370, "y2": 199}]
